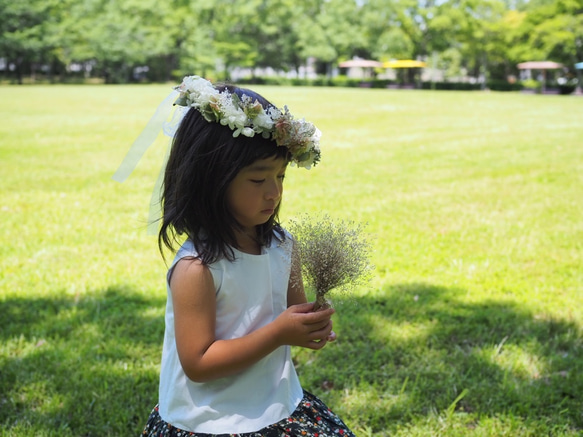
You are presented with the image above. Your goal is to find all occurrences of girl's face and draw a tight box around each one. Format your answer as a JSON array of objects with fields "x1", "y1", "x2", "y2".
[{"x1": 226, "y1": 156, "x2": 287, "y2": 233}]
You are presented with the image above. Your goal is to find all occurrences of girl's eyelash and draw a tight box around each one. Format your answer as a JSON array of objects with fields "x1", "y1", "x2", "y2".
[{"x1": 250, "y1": 175, "x2": 285, "y2": 183}]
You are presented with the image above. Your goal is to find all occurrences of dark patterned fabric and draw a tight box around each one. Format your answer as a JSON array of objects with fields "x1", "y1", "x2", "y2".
[{"x1": 143, "y1": 390, "x2": 355, "y2": 437}]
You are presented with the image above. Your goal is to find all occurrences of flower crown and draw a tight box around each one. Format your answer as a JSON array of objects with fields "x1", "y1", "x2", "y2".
[{"x1": 174, "y1": 76, "x2": 321, "y2": 169}]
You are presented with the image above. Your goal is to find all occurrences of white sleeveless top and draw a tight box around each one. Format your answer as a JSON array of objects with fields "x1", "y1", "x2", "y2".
[{"x1": 158, "y1": 233, "x2": 304, "y2": 434}]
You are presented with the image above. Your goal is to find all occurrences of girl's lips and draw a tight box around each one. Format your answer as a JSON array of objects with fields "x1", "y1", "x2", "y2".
[{"x1": 261, "y1": 208, "x2": 275, "y2": 215}]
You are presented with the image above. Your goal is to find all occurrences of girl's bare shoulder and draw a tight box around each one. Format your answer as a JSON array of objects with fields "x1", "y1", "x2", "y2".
[{"x1": 170, "y1": 257, "x2": 214, "y2": 299}]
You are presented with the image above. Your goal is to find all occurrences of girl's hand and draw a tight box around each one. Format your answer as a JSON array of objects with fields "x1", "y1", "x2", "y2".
[{"x1": 274, "y1": 302, "x2": 335, "y2": 350}]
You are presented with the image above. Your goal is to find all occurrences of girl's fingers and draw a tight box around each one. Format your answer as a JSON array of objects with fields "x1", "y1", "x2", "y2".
[
  {"x1": 307, "y1": 317, "x2": 333, "y2": 333},
  {"x1": 304, "y1": 324, "x2": 335, "y2": 349},
  {"x1": 302, "y1": 308, "x2": 335, "y2": 326},
  {"x1": 307, "y1": 338, "x2": 328, "y2": 350},
  {"x1": 305, "y1": 320, "x2": 331, "y2": 333},
  {"x1": 307, "y1": 321, "x2": 333, "y2": 340}
]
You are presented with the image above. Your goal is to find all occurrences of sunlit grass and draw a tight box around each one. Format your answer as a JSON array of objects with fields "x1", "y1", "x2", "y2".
[{"x1": 1, "y1": 84, "x2": 582, "y2": 435}]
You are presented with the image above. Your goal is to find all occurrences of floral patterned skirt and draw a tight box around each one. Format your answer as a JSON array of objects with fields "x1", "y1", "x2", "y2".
[{"x1": 142, "y1": 390, "x2": 355, "y2": 437}]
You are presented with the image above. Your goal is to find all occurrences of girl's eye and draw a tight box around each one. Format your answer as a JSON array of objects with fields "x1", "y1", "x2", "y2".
[{"x1": 249, "y1": 174, "x2": 285, "y2": 184}]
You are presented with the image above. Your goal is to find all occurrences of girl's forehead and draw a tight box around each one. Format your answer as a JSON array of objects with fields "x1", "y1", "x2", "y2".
[{"x1": 243, "y1": 157, "x2": 288, "y2": 172}]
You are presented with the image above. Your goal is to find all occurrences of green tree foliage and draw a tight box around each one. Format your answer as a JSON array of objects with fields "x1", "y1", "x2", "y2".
[
  {"x1": 436, "y1": 0, "x2": 508, "y2": 81},
  {"x1": 65, "y1": 0, "x2": 174, "y2": 83},
  {"x1": 0, "y1": 0, "x2": 67, "y2": 83},
  {"x1": 0, "y1": 0, "x2": 580, "y2": 84},
  {"x1": 521, "y1": 0, "x2": 583, "y2": 66}
]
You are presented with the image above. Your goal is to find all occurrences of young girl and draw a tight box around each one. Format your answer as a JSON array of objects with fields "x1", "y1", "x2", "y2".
[{"x1": 138, "y1": 76, "x2": 355, "y2": 436}]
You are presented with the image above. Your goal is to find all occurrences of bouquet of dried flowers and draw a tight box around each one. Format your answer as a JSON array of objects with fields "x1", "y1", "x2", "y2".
[{"x1": 289, "y1": 215, "x2": 373, "y2": 311}]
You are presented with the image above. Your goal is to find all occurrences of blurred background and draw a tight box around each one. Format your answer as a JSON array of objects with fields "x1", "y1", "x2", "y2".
[{"x1": 1, "y1": 0, "x2": 581, "y2": 94}]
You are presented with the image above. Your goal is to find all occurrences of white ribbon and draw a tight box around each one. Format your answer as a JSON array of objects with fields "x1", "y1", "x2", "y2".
[
  {"x1": 112, "y1": 90, "x2": 179, "y2": 182},
  {"x1": 146, "y1": 152, "x2": 168, "y2": 235},
  {"x1": 112, "y1": 90, "x2": 181, "y2": 234}
]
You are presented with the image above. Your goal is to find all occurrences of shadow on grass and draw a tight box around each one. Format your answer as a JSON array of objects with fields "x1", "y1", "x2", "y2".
[
  {"x1": 0, "y1": 286, "x2": 165, "y2": 435},
  {"x1": 2, "y1": 283, "x2": 582, "y2": 435},
  {"x1": 296, "y1": 283, "x2": 583, "y2": 434}
]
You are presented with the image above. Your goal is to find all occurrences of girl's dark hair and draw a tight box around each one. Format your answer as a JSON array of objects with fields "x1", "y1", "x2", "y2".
[{"x1": 158, "y1": 84, "x2": 291, "y2": 264}]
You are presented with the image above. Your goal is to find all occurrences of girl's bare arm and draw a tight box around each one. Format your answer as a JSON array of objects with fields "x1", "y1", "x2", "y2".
[
  {"x1": 287, "y1": 237, "x2": 308, "y2": 307},
  {"x1": 170, "y1": 258, "x2": 335, "y2": 383}
]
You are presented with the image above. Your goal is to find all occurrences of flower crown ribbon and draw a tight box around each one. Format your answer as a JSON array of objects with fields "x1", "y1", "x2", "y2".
[{"x1": 112, "y1": 90, "x2": 179, "y2": 183}]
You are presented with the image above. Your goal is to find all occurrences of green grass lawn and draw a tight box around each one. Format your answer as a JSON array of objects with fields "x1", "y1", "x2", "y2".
[{"x1": 1, "y1": 84, "x2": 582, "y2": 436}]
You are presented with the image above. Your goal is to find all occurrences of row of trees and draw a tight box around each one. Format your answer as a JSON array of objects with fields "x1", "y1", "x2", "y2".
[{"x1": 1, "y1": 0, "x2": 582, "y2": 84}]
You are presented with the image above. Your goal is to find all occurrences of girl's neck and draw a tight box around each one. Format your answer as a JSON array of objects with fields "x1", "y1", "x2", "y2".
[{"x1": 234, "y1": 228, "x2": 262, "y2": 255}]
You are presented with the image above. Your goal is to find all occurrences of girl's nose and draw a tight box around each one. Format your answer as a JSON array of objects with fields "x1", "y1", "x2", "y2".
[{"x1": 265, "y1": 180, "x2": 282, "y2": 200}]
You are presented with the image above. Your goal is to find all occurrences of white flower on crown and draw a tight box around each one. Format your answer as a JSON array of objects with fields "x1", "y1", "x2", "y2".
[
  {"x1": 173, "y1": 75, "x2": 321, "y2": 168},
  {"x1": 180, "y1": 75, "x2": 219, "y2": 109},
  {"x1": 217, "y1": 91, "x2": 249, "y2": 136},
  {"x1": 253, "y1": 111, "x2": 274, "y2": 134}
]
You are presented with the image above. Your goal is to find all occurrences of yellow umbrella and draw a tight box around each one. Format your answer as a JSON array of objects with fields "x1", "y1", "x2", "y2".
[{"x1": 383, "y1": 60, "x2": 427, "y2": 68}]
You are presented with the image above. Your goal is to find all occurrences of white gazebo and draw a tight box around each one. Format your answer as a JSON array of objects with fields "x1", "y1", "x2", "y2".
[
  {"x1": 517, "y1": 61, "x2": 564, "y2": 93},
  {"x1": 338, "y1": 58, "x2": 382, "y2": 80}
]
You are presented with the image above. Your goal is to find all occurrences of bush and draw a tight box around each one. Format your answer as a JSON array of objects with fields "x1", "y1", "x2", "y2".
[
  {"x1": 236, "y1": 76, "x2": 265, "y2": 85},
  {"x1": 370, "y1": 79, "x2": 392, "y2": 88},
  {"x1": 236, "y1": 76, "x2": 538, "y2": 92},
  {"x1": 329, "y1": 75, "x2": 361, "y2": 88},
  {"x1": 557, "y1": 77, "x2": 578, "y2": 95},
  {"x1": 291, "y1": 78, "x2": 311, "y2": 86},
  {"x1": 521, "y1": 79, "x2": 542, "y2": 93},
  {"x1": 487, "y1": 80, "x2": 523, "y2": 92},
  {"x1": 311, "y1": 77, "x2": 330, "y2": 86},
  {"x1": 263, "y1": 77, "x2": 293, "y2": 86},
  {"x1": 558, "y1": 84, "x2": 576, "y2": 95},
  {"x1": 420, "y1": 81, "x2": 482, "y2": 91}
]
